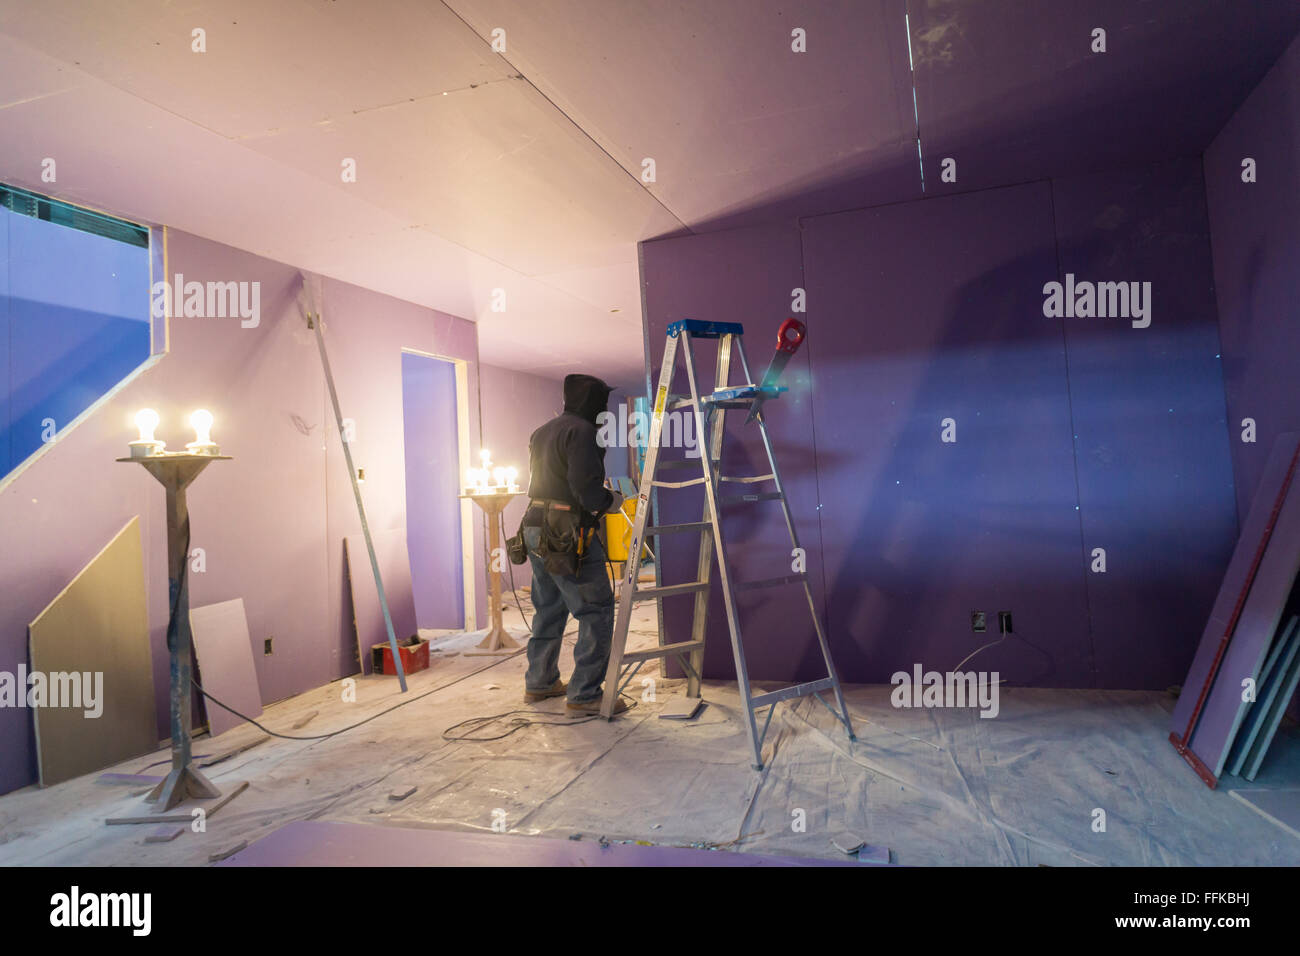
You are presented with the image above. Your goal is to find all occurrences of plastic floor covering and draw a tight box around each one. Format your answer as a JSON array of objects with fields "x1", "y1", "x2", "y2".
[{"x1": 0, "y1": 597, "x2": 1297, "y2": 867}]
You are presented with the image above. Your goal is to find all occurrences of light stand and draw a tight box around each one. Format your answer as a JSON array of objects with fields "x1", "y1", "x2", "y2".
[{"x1": 117, "y1": 450, "x2": 230, "y2": 811}]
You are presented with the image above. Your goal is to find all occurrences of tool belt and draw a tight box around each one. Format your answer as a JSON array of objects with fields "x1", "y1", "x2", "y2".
[{"x1": 506, "y1": 498, "x2": 592, "y2": 577}]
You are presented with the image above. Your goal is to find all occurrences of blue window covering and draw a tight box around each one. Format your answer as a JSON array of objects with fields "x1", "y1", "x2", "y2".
[{"x1": 1, "y1": 185, "x2": 151, "y2": 476}]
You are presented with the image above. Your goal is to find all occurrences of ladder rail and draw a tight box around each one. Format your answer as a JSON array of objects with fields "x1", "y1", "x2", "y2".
[
  {"x1": 681, "y1": 332, "x2": 765, "y2": 767},
  {"x1": 599, "y1": 333, "x2": 678, "y2": 718},
  {"x1": 734, "y1": 337, "x2": 856, "y2": 742}
]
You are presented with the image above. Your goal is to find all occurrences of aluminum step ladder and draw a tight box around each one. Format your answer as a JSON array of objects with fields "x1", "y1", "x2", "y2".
[{"x1": 599, "y1": 318, "x2": 856, "y2": 769}]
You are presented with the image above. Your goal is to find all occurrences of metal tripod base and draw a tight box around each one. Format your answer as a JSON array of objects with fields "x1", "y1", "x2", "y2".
[{"x1": 145, "y1": 764, "x2": 221, "y2": 812}]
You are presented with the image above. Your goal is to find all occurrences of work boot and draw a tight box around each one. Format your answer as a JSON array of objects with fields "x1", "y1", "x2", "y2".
[
  {"x1": 566, "y1": 695, "x2": 629, "y2": 717},
  {"x1": 523, "y1": 679, "x2": 566, "y2": 703}
]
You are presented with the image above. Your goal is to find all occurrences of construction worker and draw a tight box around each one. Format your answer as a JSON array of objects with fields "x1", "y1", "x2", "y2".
[{"x1": 518, "y1": 373, "x2": 630, "y2": 716}]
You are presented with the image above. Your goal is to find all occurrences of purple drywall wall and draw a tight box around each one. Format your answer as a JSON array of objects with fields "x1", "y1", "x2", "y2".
[
  {"x1": 1205, "y1": 33, "x2": 1300, "y2": 523},
  {"x1": 641, "y1": 166, "x2": 1237, "y2": 689},
  {"x1": 803, "y1": 182, "x2": 1092, "y2": 686},
  {"x1": 1052, "y1": 158, "x2": 1238, "y2": 689},
  {"x1": 1204, "y1": 32, "x2": 1300, "y2": 721},
  {"x1": 0, "y1": 228, "x2": 481, "y2": 796}
]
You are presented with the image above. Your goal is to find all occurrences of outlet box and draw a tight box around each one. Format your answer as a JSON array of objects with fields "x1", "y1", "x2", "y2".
[
  {"x1": 998, "y1": 611, "x2": 1013, "y2": 634},
  {"x1": 264, "y1": 637, "x2": 274, "y2": 655},
  {"x1": 971, "y1": 611, "x2": 987, "y2": 633}
]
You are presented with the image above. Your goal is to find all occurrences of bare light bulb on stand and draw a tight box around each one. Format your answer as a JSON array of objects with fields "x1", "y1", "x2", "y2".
[
  {"x1": 505, "y1": 466, "x2": 518, "y2": 491},
  {"x1": 492, "y1": 466, "x2": 506, "y2": 488},
  {"x1": 186, "y1": 408, "x2": 219, "y2": 455},
  {"x1": 129, "y1": 408, "x2": 165, "y2": 457}
]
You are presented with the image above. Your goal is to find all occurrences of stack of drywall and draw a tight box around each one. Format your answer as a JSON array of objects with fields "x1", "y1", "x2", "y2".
[{"x1": 1171, "y1": 433, "x2": 1300, "y2": 787}]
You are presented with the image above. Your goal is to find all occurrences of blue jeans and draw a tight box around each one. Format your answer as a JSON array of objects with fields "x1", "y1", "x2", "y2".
[{"x1": 523, "y1": 524, "x2": 615, "y2": 702}]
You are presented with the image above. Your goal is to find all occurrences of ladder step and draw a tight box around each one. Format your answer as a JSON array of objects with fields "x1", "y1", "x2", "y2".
[
  {"x1": 622, "y1": 640, "x2": 706, "y2": 663},
  {"x1": 645, "y1": 521, "x2": 712, "y2": 536},
  {"x1": 734, "y1": 573, "x2": 807, "y2": 592},
  {"x1": 750, "y1": 677, "x2": 837, "y2": 711},
  {"x1": 719, "y1": 473, "x2": 775, "y2": 484},
  {"x1": 719, "y1": 491, "x2": 784, "y2": 505},
  {"x1": 652, "y1": 477, "x2": 707, "y2": 489},
  {"x1": 632, "y1": 581, "x2": 710, "y2": 601},
  {"x1": 655, "y1": 459, "x2": 699, "y2": 470}
]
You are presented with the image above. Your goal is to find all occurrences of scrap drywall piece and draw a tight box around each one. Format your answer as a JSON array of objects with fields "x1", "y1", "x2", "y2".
[
  {"x1": 1227, "y1": 616, "x2": 1299, "y2": 775},
  {"x1": 215, "y1": 820, "x2": 861, "y2": 867},
  {"x1": 1229, "y1": 789, "x2": 1300, "y2": 840},
  {"x1": 345, "y1": 527, "x2": 419, "y2": 675},
  {"x1": 831, "y1": 833, "x2": 864, "y2": 854},
  {"x1": 29, "y1": 517, "x2": 157, "y2": 787},
  {"x1": 658, "y1": 695, "x2": 704, "y2": 720},
  {"x1": 1171, "y1": 434, "x2": 1300, "y2": 741},
  {"x1": 1241, "y1": 633, "x2": 1300, "y2": 780},
  {"x1": 389, "y1": 786, "x2": 417, "y2": 801},
  {"x1": 199, "y1": 736, "x2": 268, "y2": 768},
  {"x1": 1178, "y1": 434, "x2": 1300, "y2": 781},
  {"x1": 191, "y1": 598, "x2": 263, "y2": 737},
  {"x1": 144, "y1": 825, "x2": 185, "y2": 844},
  {"x1": 209, "y1": 841, "x2": 249, "y2": 863}
]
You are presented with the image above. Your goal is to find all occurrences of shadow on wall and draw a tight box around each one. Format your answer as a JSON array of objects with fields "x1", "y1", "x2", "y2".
[{"x1": 811, "y1": 186, "x2": 1235, "y2": 691}]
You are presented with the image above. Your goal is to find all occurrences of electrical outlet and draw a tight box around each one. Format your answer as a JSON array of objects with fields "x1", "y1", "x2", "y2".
[
  {"x1": 998, "y1": 611, "x2": 1013, "y2": 634},
  {"x1": 264, "y1": 637, "x2": 274, "y2": 655},
  {"x1": 971, "y1": 611, "x2": 986, "y2": 633}
]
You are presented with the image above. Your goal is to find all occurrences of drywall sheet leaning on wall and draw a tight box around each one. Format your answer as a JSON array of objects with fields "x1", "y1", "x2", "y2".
[
  {"x1": 1171, "y1": 433, "x2": 1300, "y2": 784},
  {"x1": 191, "y1": 598, "x2": 263, "y2": 737},
  {"x1": 345, "y1": 528, "x2": 419, "y2": 675},
  {"x1": 28, "y1": 517, "x2": 156, "y2": 786}
]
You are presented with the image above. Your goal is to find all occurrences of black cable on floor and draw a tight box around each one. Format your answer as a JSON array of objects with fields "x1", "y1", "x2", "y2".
[
  {"x1": 442, "y1": 693, "x2": 639, "y2": 742},
  {"x1": 190, "y1": 640, "x2": 524, "y2": 743},
  {"x1": 442, "y1": 709, "x2": 600, "y2": 741},
  {"x1": 499, "y1": 516, "x2": 533, "y2": 632}
]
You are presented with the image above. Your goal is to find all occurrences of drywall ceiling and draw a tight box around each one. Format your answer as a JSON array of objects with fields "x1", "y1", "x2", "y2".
[{"x1": 1, "y1": 1, "x2": 1297, "y2": 388}]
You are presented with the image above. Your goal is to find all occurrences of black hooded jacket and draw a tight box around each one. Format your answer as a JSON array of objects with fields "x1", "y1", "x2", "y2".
[{"x1": 526, "y1": 374, "x2": 614, "y2": 524}]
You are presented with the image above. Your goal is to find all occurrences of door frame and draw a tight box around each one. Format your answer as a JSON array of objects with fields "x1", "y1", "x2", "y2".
[{"x1": 400, "y1": 347, "x2": 476, "y2": 631}]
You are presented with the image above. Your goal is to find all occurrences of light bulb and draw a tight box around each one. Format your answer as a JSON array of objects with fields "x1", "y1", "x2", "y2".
[
  {"x1": 135, "y1": 408, "x2": 160, "y2": 443},
  {"x1": 190, "y1": 409, "x2": 214, "y2": 445},
  {"x1": 492, "y1": 467, "x2": 506, "y2": 486},
  {"x1": 505, "y1": 466, "x2": 518, "y2": 484},
  {"x1": 479, "y1": 449, "x2": 491, "y2": 466}
]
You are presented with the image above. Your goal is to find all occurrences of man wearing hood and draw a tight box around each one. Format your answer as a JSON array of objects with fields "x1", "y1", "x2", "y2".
[{"x1": 519, "y1": 373, "x2": 629, "y2": 715}]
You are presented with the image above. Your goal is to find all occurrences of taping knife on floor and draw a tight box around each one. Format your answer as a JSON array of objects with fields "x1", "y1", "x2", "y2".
[{"x1": 745, "y1": 317, "x2": 806, "y2": 423}]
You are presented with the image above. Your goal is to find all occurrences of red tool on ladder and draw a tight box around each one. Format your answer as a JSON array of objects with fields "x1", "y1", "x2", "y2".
[{"x1": 745, "y1": 317, "x2": 806, "y2": 424}]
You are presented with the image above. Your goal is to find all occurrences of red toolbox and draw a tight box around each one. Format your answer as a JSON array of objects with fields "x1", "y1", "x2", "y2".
[{"x1": 371, "y1": 637, "x2": 430, "y2": 676}]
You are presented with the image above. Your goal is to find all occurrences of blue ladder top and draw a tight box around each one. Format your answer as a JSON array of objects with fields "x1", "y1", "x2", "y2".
[{"x1": 667, "y1": 319, "x2": 744, "y2": 339}]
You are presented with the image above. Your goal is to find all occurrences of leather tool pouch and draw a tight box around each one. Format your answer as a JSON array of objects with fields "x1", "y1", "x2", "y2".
[
  {"x1": 538, "y1": 504, "x2": 582, "y2": 577},
  {"x1": 505, "y1": 519, "x2": 529, "y2": 566}
]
